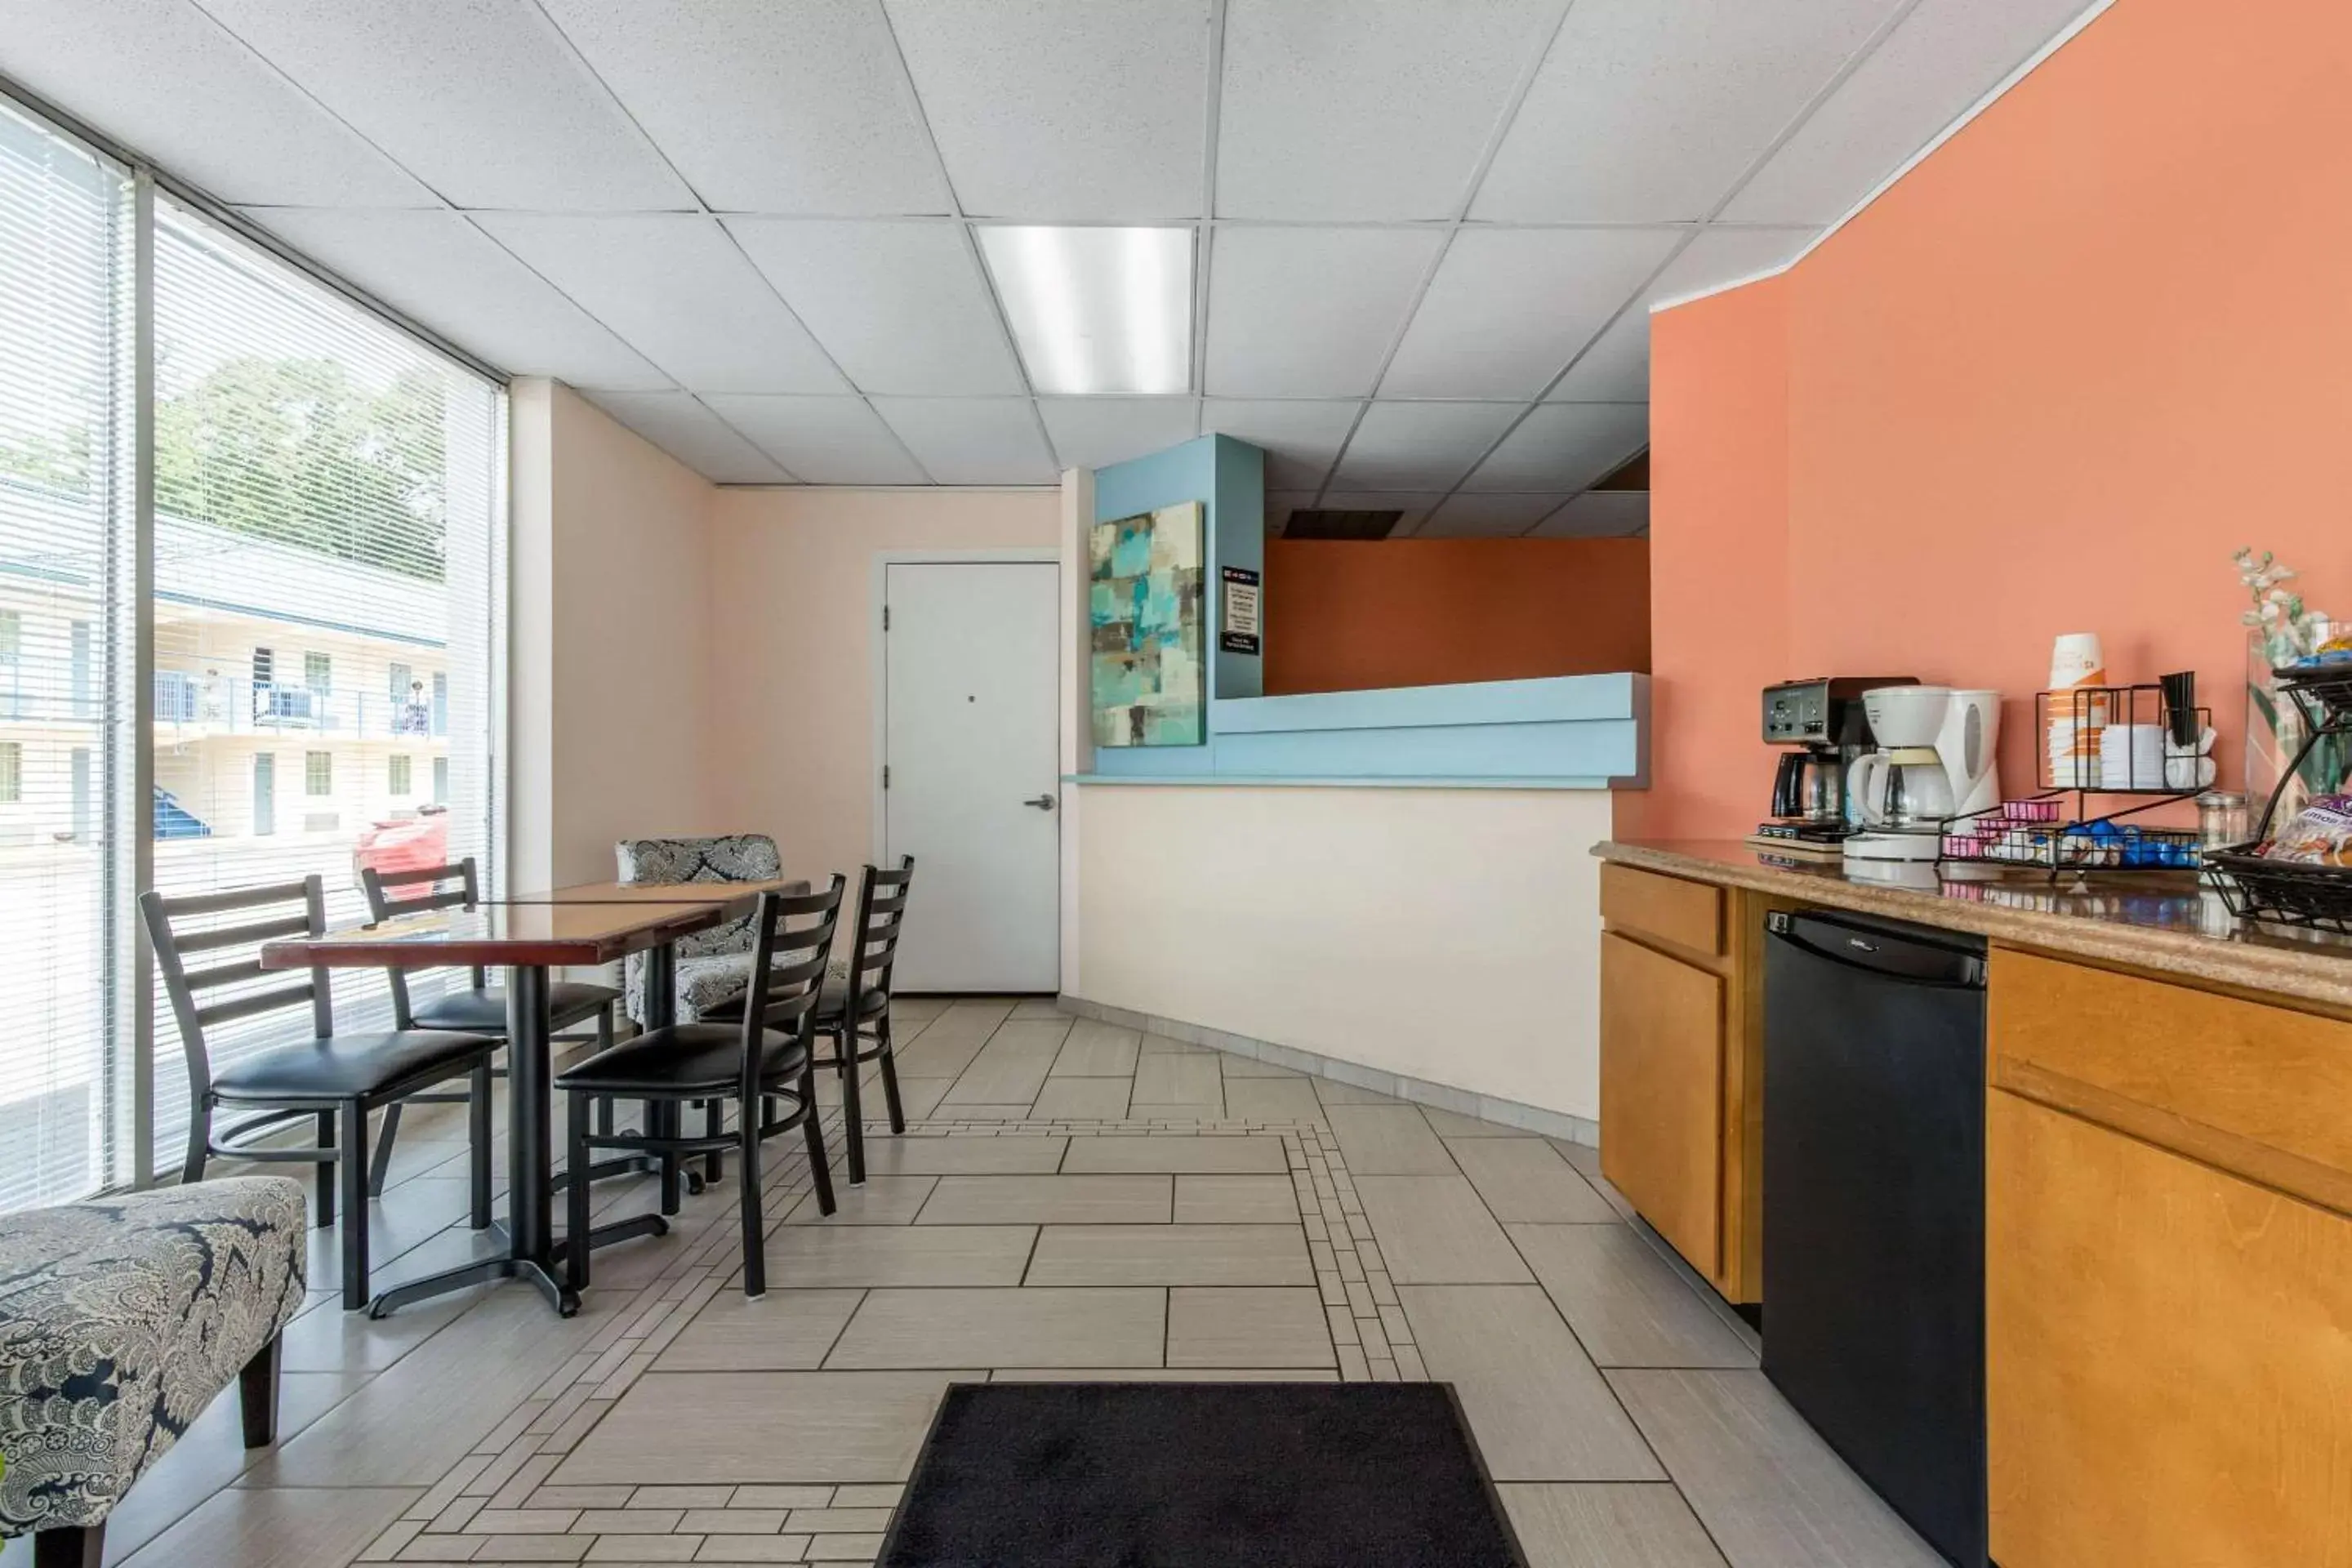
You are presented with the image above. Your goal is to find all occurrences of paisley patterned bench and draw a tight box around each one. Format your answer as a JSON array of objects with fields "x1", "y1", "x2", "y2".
[{"x1": 0, "y1": 1176, "x2": 306, "y2": 1568}]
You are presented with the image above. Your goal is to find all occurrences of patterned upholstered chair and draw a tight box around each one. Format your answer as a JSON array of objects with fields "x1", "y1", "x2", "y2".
[
  {"x1": 616, "y1": 834, "x2": 804, "y2": 1025},
  {"x1": 0, "y1": 1176, "x2": 306, "y2": 1568}
]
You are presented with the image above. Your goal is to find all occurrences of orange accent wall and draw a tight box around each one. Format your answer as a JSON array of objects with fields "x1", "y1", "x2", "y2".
[
  {"x1": 1629, "y1": 0, "x2": 2352, "y2": 840},
  {"x1": 1262, "y1": 538, "x2": 1650, "y2": 697}
]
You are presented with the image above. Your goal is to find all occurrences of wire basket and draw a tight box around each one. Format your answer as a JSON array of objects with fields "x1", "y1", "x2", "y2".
[
  {"x1": 2206, "y1": 844, "x2": 2352, "y2": 933},
  {"x1": 2038, "y1": 684, "x2": 2212, "y2": 793}
]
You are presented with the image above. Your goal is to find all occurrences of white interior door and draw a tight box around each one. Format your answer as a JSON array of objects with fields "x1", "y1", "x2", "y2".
[{"x1": 883, "y1": 561, "x2": 1061, "y2": 992}]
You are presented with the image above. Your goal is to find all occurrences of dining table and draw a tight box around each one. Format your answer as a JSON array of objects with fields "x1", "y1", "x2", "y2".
[{"x1": 259, "y1": 878, "x2": 806, "y2": 1318}]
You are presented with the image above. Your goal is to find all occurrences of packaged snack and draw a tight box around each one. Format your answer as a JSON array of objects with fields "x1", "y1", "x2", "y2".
[{"x1": 2260, "y1": 794, "x2": 2352, "y2": 866}]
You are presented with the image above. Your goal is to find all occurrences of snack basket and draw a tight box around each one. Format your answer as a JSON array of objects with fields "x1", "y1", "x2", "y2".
[{"x1": 2207, "y1": 662, "x2": 2352, "y2": 933}]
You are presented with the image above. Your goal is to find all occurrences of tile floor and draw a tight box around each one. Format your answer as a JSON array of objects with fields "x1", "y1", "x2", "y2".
[{"x1": 6, "y1": 999, "x2": 1944, "y2": 1567}]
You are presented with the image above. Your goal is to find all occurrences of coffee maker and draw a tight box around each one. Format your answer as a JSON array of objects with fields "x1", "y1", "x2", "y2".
[{"x1": 1756, "y1": 676, "x2": 1918, "y2": 854}]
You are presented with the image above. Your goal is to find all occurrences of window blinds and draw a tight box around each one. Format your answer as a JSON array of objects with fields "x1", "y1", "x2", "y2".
[
  {"x1": 145, "y1": 199, "x2": 506, "y2": 1174},
  {"x1": 0, "y1": 100, "x2": 134, "y2": 1211}
]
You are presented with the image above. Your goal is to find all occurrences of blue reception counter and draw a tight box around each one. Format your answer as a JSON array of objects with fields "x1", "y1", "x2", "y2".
[{"x1": 1071, "y1": 671, "x2": 1648, "y2": 790}]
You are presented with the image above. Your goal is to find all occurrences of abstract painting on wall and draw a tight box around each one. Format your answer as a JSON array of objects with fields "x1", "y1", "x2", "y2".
[{"x1": 1090, "y1": 501, "x2": 1205, "y2": 746}]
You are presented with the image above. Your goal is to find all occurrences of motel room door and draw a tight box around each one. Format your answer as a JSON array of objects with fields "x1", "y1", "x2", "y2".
[{"x1": 882, "y1": 560, "x2": 1061, "y2": 992}]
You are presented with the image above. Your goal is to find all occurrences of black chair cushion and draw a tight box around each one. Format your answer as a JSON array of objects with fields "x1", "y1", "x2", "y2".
[
  {"x1": 706, "y1": 978, "x2": 885, "y2": 1027},
  {"x1": 411, "y1": 981, "x2": 620, "y2": 1034},
  {"x1": 211, "y1": 1030, "x2": 496, "y2": 1101},
  {"x1": 555, "y1": 1024, "x2": 810, "y2": 1098}
]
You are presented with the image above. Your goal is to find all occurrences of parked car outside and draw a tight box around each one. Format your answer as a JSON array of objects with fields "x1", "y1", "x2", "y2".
[{"x1": 352, "y1": 804, "x2": 448, "y2": 884}]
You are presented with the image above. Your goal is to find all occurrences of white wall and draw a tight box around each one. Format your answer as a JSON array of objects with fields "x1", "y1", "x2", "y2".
[{"x1": 1074, "y1": 782, "x2": 1613, "y2": 1121}]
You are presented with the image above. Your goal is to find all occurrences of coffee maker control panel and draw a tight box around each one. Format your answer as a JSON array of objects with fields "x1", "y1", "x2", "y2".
[{"x1": 1763, "y1": 675, "x2": 1919, "y2": 747}]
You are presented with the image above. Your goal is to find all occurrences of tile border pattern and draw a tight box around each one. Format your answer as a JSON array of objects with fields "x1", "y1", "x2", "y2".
[
  {"x1": 1059, "y1": 992, "x2": 1601, "y2": 1147},
  {"x1": 359, "y1": 1109, "x2": 1414, "y2": 1566}
]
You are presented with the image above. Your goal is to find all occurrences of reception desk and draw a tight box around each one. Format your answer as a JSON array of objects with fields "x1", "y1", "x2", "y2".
[{"x1": 1060, "y1": 673, "x2": 1646, "y2": 1135}]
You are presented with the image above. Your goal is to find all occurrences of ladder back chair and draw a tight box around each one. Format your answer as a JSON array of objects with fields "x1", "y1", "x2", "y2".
[
  {"x1": 358, "y1": 858, "x2": 620, "y2": 1196},
  {"x1": 558, "y1": 878, "x2": 844, "y2": 1299},
  {"x1": 140, "y1": 876, "x2": 498, "y2": 1309}
]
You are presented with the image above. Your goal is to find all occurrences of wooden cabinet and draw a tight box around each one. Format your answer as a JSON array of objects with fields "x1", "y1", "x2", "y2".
[
  {"x1": 1987, "y1": 951, "x2": 2352, "y2": 1566},
  {"x1": 1597, "y1": 863, "x2": 1769, "y2": 1303}
]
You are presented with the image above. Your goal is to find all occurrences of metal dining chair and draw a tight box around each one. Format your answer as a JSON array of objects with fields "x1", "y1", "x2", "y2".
[
  {"x1": 557, "y1": 879, "x2": 844, "y2": 1299},
  {"x1": 140, "y1": 876, "x2": 498, "y2": 1309},
  {"x1": 358, "y1": 858, "x2": 620, "y2": 1196}
]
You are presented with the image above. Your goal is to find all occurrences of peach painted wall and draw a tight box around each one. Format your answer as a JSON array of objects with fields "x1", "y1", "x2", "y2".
[
  {"x1": 1263, "y1": 538, "x2": 1651, "y2": 696},
  {"x1": 1632, "y1": 0, "x2": 2352, "y2": 840},
  {"x1": 509, "y1": 381, "x2": 718, "y2": 891},
  {"x1": 702, "y1": 487, "x2": 1061, "y2": 884}
]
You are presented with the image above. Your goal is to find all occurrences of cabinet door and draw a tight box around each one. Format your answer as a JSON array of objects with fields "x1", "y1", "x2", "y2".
[
  {"x1": 1988, "y1": 1089, "x2": 2352, "y2": 1567},
  {"x1": 1600, "y1": 931, "x2": 1725, "y2": 1282}
]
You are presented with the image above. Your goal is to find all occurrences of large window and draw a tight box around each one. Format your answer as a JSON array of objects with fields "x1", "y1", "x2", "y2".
[
  {"x1": 0, "y1": 98, "x2": 135, "y2": 1209},
  {"x1": 0, "y1": 88, "x2": 506, "y2": 1206}
]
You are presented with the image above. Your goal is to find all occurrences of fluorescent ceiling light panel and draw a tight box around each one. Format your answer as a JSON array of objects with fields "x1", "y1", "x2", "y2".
[{"x1": 978, "y1": 225, "x2": 1192, "y2": 394}]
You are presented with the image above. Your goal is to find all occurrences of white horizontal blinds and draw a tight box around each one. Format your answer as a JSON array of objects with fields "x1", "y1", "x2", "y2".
[
  {"x1": 147, "y1": 199, "x2": 505, "y2": 1170},
  {"x1": 0, "y1": 100, "x2": 133, "y2": 1210}
]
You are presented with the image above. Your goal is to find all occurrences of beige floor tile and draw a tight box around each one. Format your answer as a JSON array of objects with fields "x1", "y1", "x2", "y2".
[
  {"x1": 1497, "y1": 1483, "x2": 1730, "y2": 1567},
  {"x1": 1448, "y1": 1138, "x2": 1618, "y2": 1223},
  {"x1": 1049, "y1": 1021, "x2": 1141, "y2": 1077},
  {"x1": 1400, "y1": 1285, "x2": 1662, "y2": 1482},
  {"x1": 914, "y1": 1174, "x2": 1171, "y2": 1225},
  {"x1": 1061, "y1": 1136, "x2": 1287, "y2": 1174},
  {"x1": 826, "y1": 1287, "x2": 1164, "y2": 1369},
  {"x1": 116, "y1": 1485, "x2": 420, "y2": 1568},
  {"x1": 1166, "y1": 1287, "x2": 1335, "y2": 1368},
  {"x1": 554, "y1": 1373, "x2": 976, "y2": 1486},
  {"x1": 1508, "y1": 1224, "x2": 1755, "y2": 1370},
  {"x1": 1218, "y1": 1055, "x2": 1304, "y2": 1078},
  {"x1": 1027, "y1": 1077, "x2": 1132, "y2": 1120},
  {"x1": 886, "y1": 1025, "x2": 991, "y2": 1081},
  {"x1": 1138, "y1": 1032, "x2": 1210, "y2": 1054},
  {"x1": 941, "y1": 1025, "x2": 1067, "y2": 1106},
  {"x1": 887, "y1": 997, "x2": 951, "y2": 1023},
  {"x1": 1219, "y1": 1076, "x2": 1325, "y2": 1122},
  {"x1": 1129, "y1": 1053, "x2": 1223, "y2": 1110},
  {"x1": 886, "y1": 1074, "x2": 951, "y2": 1120},
  {"x1": 763, "y1": 1225, "x2": 1035, "y2": 1287},
  {"x1": 988, "y1": 1366, "x2": 1339, "y2": 1382},
  {"x1": 1607, "y1": 1370, "x2": 1943, "y2": 1567},
  {"x1": 652, "y1": 1290, "x2": 866, "y2": 1371},
  {"x1": 1325, "y1": 1105, "x2": 1457, "y2": 1174},
  {"x1": 782, "y1": 1176, "x2": 936, "y2": 1226},
  {"x1": 852, "y1": 1136, "x2": 1068, "y2": 1175},
  {"x1": 278, "y1": 1276, "x2": 481, "y2": 1372},
  {"x1": 1006, "y1": 999, "x2": 1067, "y2": 1020},
  {"x1": 1172, "y1": 1174, "x2": 1298, "y2": 1224},
  {"x1": 1421, "y1": 1107, "x2": 1522, "y2": 1138},
  {"x1": 918, "y1": 1103, "x2": 1040, "y2": 1121},
  {"x1": 1312, "y1": 1077, "x2": 1405, "y2": 1107},
  {"x1": 1025, "y1": 1224, "x2": 1312, "y2": 1285},
  {"x1": 1354, "y1": 1175, "x2": 1533, "y2": 1284}
]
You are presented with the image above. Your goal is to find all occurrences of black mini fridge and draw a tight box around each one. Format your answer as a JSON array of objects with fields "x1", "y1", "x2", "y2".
[{"x1": 1762, "y1": 908, "x2": 1988, "y2": 1568}]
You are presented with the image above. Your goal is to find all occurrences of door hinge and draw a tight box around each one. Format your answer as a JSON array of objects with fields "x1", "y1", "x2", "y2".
[
  {"x1": 882, "y1": 764, "x2": 890, "y2": 790},
  {"x1": 882, "y1": 605, "x2": 891, "y2": 631}
]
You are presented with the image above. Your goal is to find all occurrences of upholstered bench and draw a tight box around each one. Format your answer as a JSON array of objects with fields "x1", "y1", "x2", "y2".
[{"x1": 0, "y1": 1176, "x2": 307, "y2": 1568}]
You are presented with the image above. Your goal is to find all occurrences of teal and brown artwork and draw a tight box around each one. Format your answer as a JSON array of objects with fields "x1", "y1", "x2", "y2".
[{"x1": 1089, "y1": 501, "x2": 1205, "y2": 746}]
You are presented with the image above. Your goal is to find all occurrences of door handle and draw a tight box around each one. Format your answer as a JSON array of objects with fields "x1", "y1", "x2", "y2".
[{"x1": 1022, "y1": 795, "x2": 1057, "y2": 811}]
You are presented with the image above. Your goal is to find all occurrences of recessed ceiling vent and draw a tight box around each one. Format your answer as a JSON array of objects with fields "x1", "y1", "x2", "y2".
[{"x1": 1282, "y1": 508, "x2": 1402, "y2": 541}]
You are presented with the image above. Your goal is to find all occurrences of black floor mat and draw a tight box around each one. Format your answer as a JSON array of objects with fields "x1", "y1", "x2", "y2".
[{"x1": 880, "y1": 1380, "x2": 1527, "y2": 1567}]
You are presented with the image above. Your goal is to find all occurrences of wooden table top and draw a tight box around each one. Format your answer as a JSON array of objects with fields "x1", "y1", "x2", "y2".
[
  {"x1": 497, "y1": 877, "x2": 811, "y2": 906},
  {"x1": 261, "y1": 901, "x2": 728, "y2": 969}
]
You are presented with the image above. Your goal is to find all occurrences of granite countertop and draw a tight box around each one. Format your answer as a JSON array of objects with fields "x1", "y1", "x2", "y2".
[{"x1": 1597, "y1": 839, "x2": 2352, "y2": 1013}]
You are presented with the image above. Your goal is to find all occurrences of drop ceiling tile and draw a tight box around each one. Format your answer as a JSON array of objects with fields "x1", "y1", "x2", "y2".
[
  {"x1": 1532, "y1": 490, "x2": 1650, "y2": 537},
  {"x1": 1414, "y1": 492, "x2": 1573, "y2": 537},
  {"x1": 728, "y1": 220, "x2": 1022, "y2": 394},
  {"x1": 1199, "y1": 399, "x2": 1361, "y2": 490},
  {"x1": 1205, "y1": 228, "x2": 1446, "y2": 399},
  {"x1": 1471, "y1": 0, "x2": 1900, "y2": 221},
  {"x1": 1328, "y1": 402, "x2": 1523, "y2": 491},
  {"x1": 704, "y1": 394, "x2": 929, "y2": 484},
  {"x1": 882, "y1": 0, "x2": 1205, "y2": 219},
  {"x1": 1317, "y1": 492, "x2": 1449, "y2": 536},
  {"x1": 194, "y1": 0, "x2": 693, "y2": 211},
  {"x1": 1216, "y1": 0, "x2": 1571, "y2": 220},
  {"x1": 1548, "y1": 225, "x2": 1813, "y2": 400},
  {"x1": 244, "y1": 209, "x2": 666, "y2": 387},
  {"x1": 473, "y1": 214, "x2": 845, "y2": 394},
  {"x1": 1380, "y1": 227, "x2": 1683, "y2": 400},
  {"x1": 1036, "y1": 398, "x2": 1200, "y2": 471},
  {"x1": 0, "y1": 0, "x2": 433, "y2": 206},
  {"x1": 1463, "y1": 403, "x2": 1649, "y2": 492},
  {"x1": 578, "y1": 390, "x2": 792, "y2": 483},
  {"x1": 1264, "y1": 490, "x2": 1317, "y2": 534},
  {"x1": 870, "y1": 398, "x2": 1056, "y2": 484},
  {"x1": 1722, "y1": 0, "x2": 2092, "y2": 225},
  {"x1": 534, "y1": 0, "x2": 947, "y2": 215}
]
